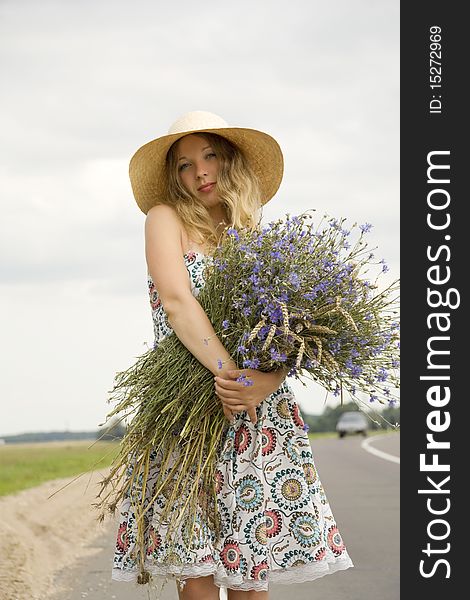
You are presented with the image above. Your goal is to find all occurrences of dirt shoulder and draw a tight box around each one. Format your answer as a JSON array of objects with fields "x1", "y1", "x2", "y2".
[{"x1": 0, "y1": 468, "x2": 113, "y2": 600}]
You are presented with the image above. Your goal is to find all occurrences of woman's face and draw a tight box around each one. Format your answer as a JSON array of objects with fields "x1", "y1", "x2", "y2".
[{"x1": 175, "y1": 134, "x2": 220, "y2": 206}]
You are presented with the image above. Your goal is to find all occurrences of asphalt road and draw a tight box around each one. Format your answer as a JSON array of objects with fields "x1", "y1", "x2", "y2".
[{"x1": 52, "y1": 432, "x2": 399, "y2": 600}]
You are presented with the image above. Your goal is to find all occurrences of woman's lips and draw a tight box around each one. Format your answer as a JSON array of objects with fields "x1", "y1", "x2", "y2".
[{"x1": 198, "y1": 182, "x2": 216, "y2": 193}]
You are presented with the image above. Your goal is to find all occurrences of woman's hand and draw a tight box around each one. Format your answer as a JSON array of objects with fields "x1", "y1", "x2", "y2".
[{"x1": 215, "y1": 368, "x2": 288, "y2": 425}]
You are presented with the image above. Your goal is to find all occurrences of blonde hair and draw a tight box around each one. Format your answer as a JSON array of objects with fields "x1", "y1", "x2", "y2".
[{"x1": 163, "y1": 132, "x2": 263, "y2": 253}]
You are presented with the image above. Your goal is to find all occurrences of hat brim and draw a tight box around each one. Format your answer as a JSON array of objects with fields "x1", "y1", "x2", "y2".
[{"x1": 129, "y1": 127, "x2": 283, "y2": 214}]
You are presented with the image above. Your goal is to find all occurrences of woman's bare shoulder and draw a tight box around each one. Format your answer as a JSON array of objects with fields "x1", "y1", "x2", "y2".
[
  {"x1": 145, "y1": 204, "x2": 185, "y2": 260},
  {"x1": 145, "y1": 204, "x2": 184, "y2": 241},
  {"x1": 146, "y1": 203, "x2": 180, "y2": 224}
]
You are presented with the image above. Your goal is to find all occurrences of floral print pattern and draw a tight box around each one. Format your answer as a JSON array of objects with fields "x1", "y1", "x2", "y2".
[
  {"x1": 235, "y1": 474, "x2": 264, "y2": 512},
  {"x1": 147, "y1": 251, "x2": 207, "y2": 345},
  {"x1": 112, "y1": 251, "x2": 353, "y2": 590},
  {"x1": 289, "y1": 511, "x2": 322, "y2": 548},
  {"x1": 234, "y1": 423, "x2": 252, "y2": 455},
  {"x1": 261, "y1": 426, "x2": 277, "y2": 456}
]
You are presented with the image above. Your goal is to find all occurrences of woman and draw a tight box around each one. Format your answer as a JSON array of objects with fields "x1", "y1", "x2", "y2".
[{"x1": 112, "y1": 111, "x2": 354, "y2": 599}]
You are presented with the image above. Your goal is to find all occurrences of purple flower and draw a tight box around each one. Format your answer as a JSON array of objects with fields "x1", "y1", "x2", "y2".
[
  {"x1": 222, "y1": 320, "x2": 230, "y2": 330},
  {"x1": 303, "y1": 291, "x2": 317, "y2": 301},
  {"x1": 288, "y1": 272, "x2": 300, "y2": 289},
  {"x1": 348, "y1": 363, "x2": 363, "y2": 377},
  {"x1": 227, "y1": 227, "x2": 239, "y2": 240},
  {"x1": 303, "y1": 423, "x2": 310, "y2": 433},
  {"x1": 268, "y1": 306, "x2": 283, "y2": 322},
  {"x1": 376, "y1": 368, "x2": 388, "y2": 382},
  {"x1": 243, "y1": 358, "x2": 260, "y2": 369},
  {"x1": 270, "y1": 348, "x2": 287, "y2": 362},
  {"x1": 258, "y1": 325, "x2": 270, "y2": 338},
  {"x1": 360, "y1": 222, "x2": 373, "y2": 233}
]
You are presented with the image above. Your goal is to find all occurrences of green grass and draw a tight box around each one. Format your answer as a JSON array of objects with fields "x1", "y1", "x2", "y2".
[
  {"x1": 0, "y1": 428, "x2": 400, "y2": 497},
  {"x1": 0, "y1": 440, "x2": 120, "y2": 497},
  {"x1": 308, "y1": 431, "x2": 339, "y2": 440}
]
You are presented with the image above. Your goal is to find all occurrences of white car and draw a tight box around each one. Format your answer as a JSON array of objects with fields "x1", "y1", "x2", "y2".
[{"x1": 336, "y1": 411, "x2": 368, "y2": 438}]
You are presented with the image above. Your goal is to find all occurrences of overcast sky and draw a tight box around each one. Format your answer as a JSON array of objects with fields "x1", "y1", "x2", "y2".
[{"x1": 0, "y1": 0, "x2": 399, "y2": 437}]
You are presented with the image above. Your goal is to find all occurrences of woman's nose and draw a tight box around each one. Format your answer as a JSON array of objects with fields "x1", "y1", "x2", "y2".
[{"x1": 196, "y1": 163, "x2": 208, "y2": 178}]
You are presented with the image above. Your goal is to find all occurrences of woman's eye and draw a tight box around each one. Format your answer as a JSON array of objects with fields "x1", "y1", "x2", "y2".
[
  {"x1": 206, "y1": 152, "x2": 216, "y2": 159},
  {"x1": 178, "y1": 162, "x2": 190, "y2": 172}
]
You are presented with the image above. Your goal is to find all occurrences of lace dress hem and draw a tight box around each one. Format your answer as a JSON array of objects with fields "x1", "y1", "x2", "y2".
[{"x1": 111, "y1": 552, "x2": 354, "y2": 591}]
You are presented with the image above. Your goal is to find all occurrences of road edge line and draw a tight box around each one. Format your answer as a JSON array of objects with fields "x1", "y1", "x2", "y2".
[{"x1": 361, "y1": 434, "x2": 400, "y2": 464}]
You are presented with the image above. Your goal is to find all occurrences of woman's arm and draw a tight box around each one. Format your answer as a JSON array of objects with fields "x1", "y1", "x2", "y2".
[{"x1": 145, "y1": 204, "x2": 238, "y2": 379}]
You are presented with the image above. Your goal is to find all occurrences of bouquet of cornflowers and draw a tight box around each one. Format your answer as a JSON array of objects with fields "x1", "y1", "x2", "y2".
[{"x1": 94, "y1": 210, "x2": 399, "y2": 583}]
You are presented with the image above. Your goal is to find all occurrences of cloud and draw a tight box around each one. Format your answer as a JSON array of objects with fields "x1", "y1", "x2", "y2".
[{"x1": 0, "y1": 0, "x2": 399, "y2": 435}]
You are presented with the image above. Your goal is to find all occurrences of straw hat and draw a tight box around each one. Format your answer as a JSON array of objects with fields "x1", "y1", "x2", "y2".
[{"x1": 129, "y1": 110, "x2": 284, "y2": 214}]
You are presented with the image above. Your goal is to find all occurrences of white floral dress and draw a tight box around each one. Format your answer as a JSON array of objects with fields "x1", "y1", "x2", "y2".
[{"x1": 112, "y1": 250, "x2": 354, "y2": 591}]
